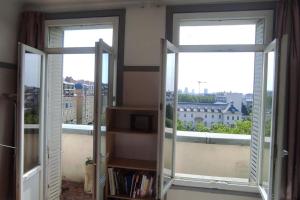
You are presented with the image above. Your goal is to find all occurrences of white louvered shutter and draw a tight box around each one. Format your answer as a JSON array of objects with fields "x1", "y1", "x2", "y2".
[
  {"x1": 249, "y1": 19, "x2": 265, "y2": 183},
  {"x1": 46, "y1": 27, "x2": 64, "y2": 200}
]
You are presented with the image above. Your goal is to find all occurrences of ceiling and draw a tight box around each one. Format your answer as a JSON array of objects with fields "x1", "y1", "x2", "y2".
[{"x1": 20, "y1": 0, "x2": 275, "y2": 12}]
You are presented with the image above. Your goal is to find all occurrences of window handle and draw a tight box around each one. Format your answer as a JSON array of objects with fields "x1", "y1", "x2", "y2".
[
  {"x1": 281, "y1": 150, "x2": 288, "y2": 157},
  {"x1": 0, "y1": 144, "x2": 16, "y2": 150}
]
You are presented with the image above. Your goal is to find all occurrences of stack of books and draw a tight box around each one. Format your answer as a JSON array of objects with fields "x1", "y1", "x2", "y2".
[{"x1": 108, "y1": 168, "x2": 155, "y2": 198}]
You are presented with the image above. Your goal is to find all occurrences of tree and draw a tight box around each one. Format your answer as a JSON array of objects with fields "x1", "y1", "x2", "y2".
[
  {"x1": 241, "y1": 103, "x2": 249, "y2": 116},
  {"x1": 211, "y1": 123, "x2": 232, "y2": 133},
  {"x1": 177, "y1": 119, "x2": 186, "y2": 131},
  {"x1": 195, "y1": 122, "x2": 209, "y2": 132},
  {"x1": 231, "y1": 120, "x2": 252, "y2": 134}
]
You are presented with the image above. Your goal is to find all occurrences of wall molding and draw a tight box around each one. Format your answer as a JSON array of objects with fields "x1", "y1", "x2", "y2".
[{"x1": 0, "y1": 62, "x2": 16, "y2": 70}]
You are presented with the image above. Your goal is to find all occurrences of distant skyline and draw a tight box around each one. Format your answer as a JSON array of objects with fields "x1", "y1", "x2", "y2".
[
  {"x1": 62, "y1": 25, "x2": 256, "y2": 94},
  {"x1": 178, "y1": 24, "x2": 256, "y2": 95}
]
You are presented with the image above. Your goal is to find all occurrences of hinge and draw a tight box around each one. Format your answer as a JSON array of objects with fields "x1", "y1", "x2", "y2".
[
  {"x1": 160, "y1": 103, "x2": 163, "y2": 111},
  {"x1": 274, "y1": 144, "x2": 278, "y2": 160}
]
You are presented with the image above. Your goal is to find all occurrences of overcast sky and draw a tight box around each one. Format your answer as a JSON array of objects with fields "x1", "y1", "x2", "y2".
[{"x1": 63, "y1": 24, "x2": 257, "y2": 94}]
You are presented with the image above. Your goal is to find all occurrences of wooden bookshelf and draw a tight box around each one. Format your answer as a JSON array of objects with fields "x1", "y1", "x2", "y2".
[
  {"x1": 107, "y1": 194, "x2": 155, "y2": 200},
  {"x1": 108, "y1": 158, "x2": 156, "y2": 171},
  {"x1": 105, "y1": 106, "x2": 159, "y2": 200}
]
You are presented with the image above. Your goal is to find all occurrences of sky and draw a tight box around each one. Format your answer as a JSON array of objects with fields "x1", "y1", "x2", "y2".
[
  {"x1": 63, "y1": 28, "x2": 112, "y2": 82},
  {"x1": 62, "y1": 24, "x2": 257, "y2": 94},
  {"x1": 24, "y1": 53, "x2": 41, "y2": 87}
]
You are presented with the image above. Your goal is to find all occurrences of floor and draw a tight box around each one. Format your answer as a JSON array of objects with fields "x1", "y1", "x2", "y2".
[{"x1": 61, "y1": 180, "x2": 92, "y2": 200}]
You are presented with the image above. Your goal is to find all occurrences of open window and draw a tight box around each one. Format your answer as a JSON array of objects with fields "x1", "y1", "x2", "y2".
[
  {"x1": 159, "y1": 39, "x2": 179, "y2": 198},
  {"x1": 169, "y1": 9, "x2": 288, "y2": 200},
  {"x1": 16, "y1": 44, "x2": 46, "y2": 200},
  {"x1": 42, "y1": 17, "x2": 118, "y2": 200},
  {"x1": 94, "y1": 39, "x2": 116, "y2": 199}
]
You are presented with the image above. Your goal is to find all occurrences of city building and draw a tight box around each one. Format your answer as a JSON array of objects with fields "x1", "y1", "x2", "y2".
[
  {"x1": 63, "y1": 82, "x2": 77, "y2": 124},
  {"x1": 177, "y1": 101, "x2": 242, "y2": 128}
]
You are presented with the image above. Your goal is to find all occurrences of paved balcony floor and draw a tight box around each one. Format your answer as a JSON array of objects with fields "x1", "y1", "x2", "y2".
[{"x1": 61, "y1": 180, "x2": 92, "y2": 200}]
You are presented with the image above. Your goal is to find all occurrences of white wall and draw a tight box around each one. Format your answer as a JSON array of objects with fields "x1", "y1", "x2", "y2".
[
  {"x1": 0, "y1": 1, "x2": 21, "y2": 199},
  {"x1": 124, "y1": 6, "x2": 165, "y2": 66},
  {"x1": 0, "y1": 0, "x2": 21, "y2": 63},
  {"x1": 123, "y1": 6, "x2": 165, "y2": 106}
]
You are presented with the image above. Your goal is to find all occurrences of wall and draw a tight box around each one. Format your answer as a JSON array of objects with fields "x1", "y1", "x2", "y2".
[
  {"x1": 123, "y1": 6, "x2": 165, "y2": 106},
  {"x1": 0, "y1": 0, "x2": 21, "y2": 199},
  {"x1": 167, "y1": 188, "x2": 260, "y2": 200}
]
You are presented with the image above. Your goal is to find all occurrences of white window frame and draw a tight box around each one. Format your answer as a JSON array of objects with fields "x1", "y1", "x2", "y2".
[
  {"x1": 44, "y1": 16, "x2": 119, "y2": 200},
  {"x1": 172, "y1": 10, "x2": 273, "y2": 192},
  {"x1": 45, "y1": 16, "x2": 119, "y2": 55}
]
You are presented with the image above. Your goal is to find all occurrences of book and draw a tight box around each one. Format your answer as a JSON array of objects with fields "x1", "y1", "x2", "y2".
[
  {"x1": 108, "y1": 168, "x2": 156, "y2": 198},
  {"x1": 108, "y1": 168, "x2": 116, "y2": 195}
]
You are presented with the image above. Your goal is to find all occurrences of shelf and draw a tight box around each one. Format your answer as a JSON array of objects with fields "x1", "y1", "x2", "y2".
[
  {"x1": 108, "y1": 106, "x2": 158, "y2": 112},
  {"x1": 108, "y1": 129, "x2": 157, "y2": 135},
  {"x1": 108, "y1": 158, "x2": 156, "y2": 171},
  {"x1": 107, "y1": 195, "x2": 154, "y2": 200}
]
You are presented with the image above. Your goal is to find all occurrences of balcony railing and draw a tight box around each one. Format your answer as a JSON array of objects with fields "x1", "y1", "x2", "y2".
[{"x1": 61, "y1": 124, "x2": 268, "y2": 183}]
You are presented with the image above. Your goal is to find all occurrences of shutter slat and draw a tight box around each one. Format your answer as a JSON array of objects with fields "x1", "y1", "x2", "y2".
[
  {"x1": 249, "y1": 19, "x2": 264, "y2": 183},
  {"x1": 46, "y1": 27, "x2": 64, "y2": 200}
]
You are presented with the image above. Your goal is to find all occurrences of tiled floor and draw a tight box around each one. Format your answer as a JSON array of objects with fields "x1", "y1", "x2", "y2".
[{"x1": 61, "y1": 180, "x2": 92, "y2": 200}]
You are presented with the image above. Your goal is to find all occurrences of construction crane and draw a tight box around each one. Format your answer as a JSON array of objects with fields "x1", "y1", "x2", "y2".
[{"x1": 197, "y1": 81, "x2": 207, "y2": 95}]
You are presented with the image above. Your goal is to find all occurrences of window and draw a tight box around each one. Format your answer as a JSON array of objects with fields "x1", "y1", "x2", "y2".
[
  {"x1": 45, "y1": 16, "x2": 119, "y2": 200},
  {"x1": 46, "y1": 17, "x2": 118, "y2": 126},
  {"x1": 173, "y1": 10, "x2": 273, "y2": 189}
]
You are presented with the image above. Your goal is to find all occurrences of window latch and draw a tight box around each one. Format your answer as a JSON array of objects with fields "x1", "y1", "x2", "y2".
[{"x1": 281, "y1": 150, "x2": 288, "y2": 157}]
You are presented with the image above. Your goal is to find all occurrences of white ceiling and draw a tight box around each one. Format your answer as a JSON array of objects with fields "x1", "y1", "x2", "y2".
[{"x1": 20, "y1": 0, "x2": 275, "y2": 12}]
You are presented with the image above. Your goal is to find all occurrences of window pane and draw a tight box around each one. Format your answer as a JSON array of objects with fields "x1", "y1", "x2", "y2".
[
  {"x1": 24, "y1": 52, "x2": 42, "y2": 173},
  {"x1": 63, "y1": 54, "x2": 95, "y2": 125},
  {"x1": 180, "y1": 24, "x2": 256, "y2": 45},
  {"x1": 64, "y1": 28, "x2": 113, "y2": 47},
  {"x1": 48, "y1": 26, "x2": 113, "y2": 48},
  {"x1": 164, "y1": 52, "x2": 176, "y2": 186},
  {"x1": 176, "y1": 52, "x2": 254, "y2": 179},
  {"x1": 261, "y1": 51, "x2": 275, "y2": 193}
]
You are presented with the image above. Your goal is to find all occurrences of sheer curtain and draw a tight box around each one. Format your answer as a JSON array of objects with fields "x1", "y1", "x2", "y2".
[
  {"x1": 276, "y1": 0, "x2": 300, "y2": 199},
  {"x1": 19, "y1": 12, "x2": 45, "y2": 50}
]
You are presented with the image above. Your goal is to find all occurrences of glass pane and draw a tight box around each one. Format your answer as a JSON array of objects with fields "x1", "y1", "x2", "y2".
[
  {"x1": 23, "y1": 52, "x2": 42, "y2": 173},
  {"x1": 100, "y1": 52, "x2": 109, "y2": 165},
  {"x1": 61, "y1": 53, "x2": 95, "y2": 197},
  {"x1": 63, "y1": 54, "x2": 95, "y2": 125},
  {"x1": 163, "y1": 51, "x2": 176, "y2": 186},
  {"x1": 176, "y1": 52, "x2": 254, "y2": 179},
  {"x1": 180, "y1": 24, "x2": 256, "y2": 45},
  {"x1": 48, "y1": 26, "x2": 113, "y2": 48},
  {"x1": 261, "y1": 51, "x2": 275, "y2": 193}
]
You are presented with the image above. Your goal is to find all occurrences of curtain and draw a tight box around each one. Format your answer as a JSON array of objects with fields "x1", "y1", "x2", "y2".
[
  {"x1": 19, "y1": 12, "x2": 45, "y2": 50},
  {"x1": 276, "y1": 0, "x2": 300, "y2": 199}
]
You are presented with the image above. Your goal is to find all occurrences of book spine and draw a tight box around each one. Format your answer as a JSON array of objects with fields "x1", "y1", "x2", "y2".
[{"x1": 108, "y1": 168, "x2": 116, "y2": 195}]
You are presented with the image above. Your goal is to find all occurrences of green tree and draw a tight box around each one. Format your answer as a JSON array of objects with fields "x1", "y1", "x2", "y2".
[
  {"x1": 177, "y1": 119, "x2": 186, "y2": 131},
  {"x1": 195, "y1": 122, "x2": 209, "y2": 132},
  {"x1": 211, "y1": 123, "x2": 232, "y2": 133},
  {"x1": 231, "y1": 120, "x2": 252, "y2": 134}
]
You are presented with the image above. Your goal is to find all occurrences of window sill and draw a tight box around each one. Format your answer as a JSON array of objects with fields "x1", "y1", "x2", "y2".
[{"x1": 173, "y1": 173, "x2": 259, "y2": 194}]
